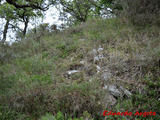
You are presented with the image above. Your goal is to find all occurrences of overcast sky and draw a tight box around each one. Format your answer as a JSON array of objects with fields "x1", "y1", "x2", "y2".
[{"x1": 43, "y1": 6, "x2": 63, "y2": 26}]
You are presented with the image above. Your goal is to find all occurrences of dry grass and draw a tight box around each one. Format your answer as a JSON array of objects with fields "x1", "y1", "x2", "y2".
[{"x1": 0, "y1": 17, "x2": 160, "y2": 119}]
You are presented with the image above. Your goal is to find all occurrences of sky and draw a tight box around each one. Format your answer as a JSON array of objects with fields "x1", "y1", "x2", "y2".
[{"x1": 43, "y1": 6, "x2": 63, "y2": 26}]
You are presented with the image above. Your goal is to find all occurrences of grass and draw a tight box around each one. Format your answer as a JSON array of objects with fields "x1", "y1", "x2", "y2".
[{"x1": 0, "y1": 17, "x2": 160, "y2": 119}]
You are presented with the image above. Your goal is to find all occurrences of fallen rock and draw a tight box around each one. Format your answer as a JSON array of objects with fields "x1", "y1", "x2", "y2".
[
  {"x1": 96, "y1": 65, "x2": 101, "y2": 73},
  {"x1": 108, "y1": 85, "x2": 123, "y2": 97},
  {"x1": 80, "y1": 60, "x2": 85, "y2": 65},
  {"x1": 94, "y1": 55, "x2": 104, "y2": 63},
  {"x1": 103, "y1": 85, "x2": 132, "y2": 98},
  {"x1": 103, "y1": 85, "x2": 123, "y2": 98},
  {"x1": 119, "y1": 86, "x2": 132, "y2": 97},
  {"x1": 89, "y1": 48, "x2": 105, "y2": 63},
  {"x1": 97, "y1": 47, "x2": 104, "y2": 52},
  {"x1": 67, "y1": 70, "x2": 80, "y2": 75},
  {"x1": 98, "y1": 54, "x2": 104, "y2": 59},
  {"x1": 94, "y1": 56, "x2": 99, "y2": 62}
]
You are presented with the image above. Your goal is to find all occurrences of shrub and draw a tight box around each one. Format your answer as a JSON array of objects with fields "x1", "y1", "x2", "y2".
[
  {"x1": 40, "y1": 113, "x2": 55, "y2": 120},
  {"x1": 7, "y1": 81, "x2": 104, "y2": 119},
  {"x1": 40, "y1": 112, "x2": 85, "y2": 120},
  {"x1": 0, "y1": 43, "x2": 16, "y2": 64}
]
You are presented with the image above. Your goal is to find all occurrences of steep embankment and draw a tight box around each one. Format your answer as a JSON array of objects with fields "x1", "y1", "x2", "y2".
[{"x1": 0, "y1": 18, "x2": 160, "y2": 120}]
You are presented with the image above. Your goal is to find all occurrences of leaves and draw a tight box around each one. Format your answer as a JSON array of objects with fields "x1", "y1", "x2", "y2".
[
  {"x1": 0, "y1": 3, "x2": 16, "y2": 19},
  {"x1": 0, "y1": 0, "x2": 48, "y2": 42}
]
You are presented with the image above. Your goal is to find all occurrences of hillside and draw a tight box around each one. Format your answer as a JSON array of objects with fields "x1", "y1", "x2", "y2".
[{"x1": 0, "y1": 18, "x2": 160, "y2": 120}]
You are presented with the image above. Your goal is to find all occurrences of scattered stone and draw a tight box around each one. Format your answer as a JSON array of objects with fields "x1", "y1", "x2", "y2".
[
  {"x1": 119, "y1": 86, "x2": 132, "y2": 97},
  {"x1": 103, "y1": 84, "x2": 132, "y2": 98},
  {"x1": 103, "y1": 85, "x2": 108, "y2": 89},
  {"x1": 103, "y1": 85, "x2": 123, "y2": 98},
  {"x1": 89, "y1": 47, "x2": 105, "y2": 63},
  {"x1": 80, "y1": 60, "x2": 85, "y2": 65},
  {"x1": 70, "y1": 57, "x2": 74, "y2": 61},
  {"x1": 94, "y1": 56, "x2": 99, "y2": 62},
  {"x1": 98, "y1": 54, "x2": 104, "y2": 59},
  {"x1": 108, "y1": 85, "x2": 122, "y2": 97},
  {"x1": 89, "y1": 78, "x2": 93, "y2": 82},
  {"x1": 101, "y1": 72, "x2": 112, "y2": 81},
  {"x1": 67, "y1": 70, "x2": 80, "y2": 75},
  {"x1": 96, "y1": 65, "x2": 101, "y2": 73},
  {"x1": 94, "y1": 55, "x2": 104, "y2": 62},
  {"x1": 92, "y1": 49, "x2": 97, "y2": 55},
  {"x1": 97, "y1": 47, "x2": 104, "y2": 52}
]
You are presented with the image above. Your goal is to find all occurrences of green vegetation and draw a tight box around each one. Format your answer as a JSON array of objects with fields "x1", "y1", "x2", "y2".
[
  {"x1": 0, "y1": 0, "x2": 160, "y2": 120},
  {"x1": 0, "y1": 17, "x2": 160, "y2": 119}
]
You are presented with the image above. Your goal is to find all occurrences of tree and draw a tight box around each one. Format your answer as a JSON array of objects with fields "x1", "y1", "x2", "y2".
[
  {"x1": 58, "y1": 0, "x2": 94, "y2": 23},
  {"x1": 0, "y1": 3, "x2": 16, "y2": 42},
  {"x1": 5, "y1": 0, "x2": 50, "y2": 10},
  {"x1": 95, "y1": 0, "x2": 123, "y2": 16},
  {"x1": 0, "y1": 0, "x2": 46, "y2": 42},
  {"x1": 57, "y1": 0, "x2": 122, "y2": 25},
  {"x1": 15, "y1": 7, "x2": 44, "y2": 38}
]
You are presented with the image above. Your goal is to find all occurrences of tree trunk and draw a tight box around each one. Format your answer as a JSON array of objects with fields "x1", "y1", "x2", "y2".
[
  {"x1": 2, "y1": 19, "x2": 10, "y2": 43},
  {"x1": 23, "y1": 18, "x2": 29, "y2": 37}
]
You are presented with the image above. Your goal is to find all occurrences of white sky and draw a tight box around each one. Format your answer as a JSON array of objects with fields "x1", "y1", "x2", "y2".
[{"x1": 43, "y1": 7, "x2": 63, "y2": 26}]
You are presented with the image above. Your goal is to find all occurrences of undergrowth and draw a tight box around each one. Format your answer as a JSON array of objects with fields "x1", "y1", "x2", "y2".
[{"x1": 0, "y1": 18, "x2": 160, "y2": 119}]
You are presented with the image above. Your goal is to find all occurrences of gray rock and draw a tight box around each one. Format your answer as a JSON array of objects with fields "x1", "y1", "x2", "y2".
[
  {"x1": 67, "y1": 70, "x2": 80, "y2": 75},
  {"x1": 103, "y1": 85, "x2": 123, "y2": 97},
  {"x1": 119, "y1": 86, "x2": 132, "y2": 97},
  {"x1": 94, "y1": 55, "x2": 104, "y2": 62},
  {"x1": 103, "y1": 84, "x2": 132, "y2": 98},
  {"x1": 101, "y1": 72, "x2": 112, "y2": 81},
  {"x1": 97, "y1": 47, "x2": 104, "y2": 52},
  {"x1": 96, "y1": 65, "x2": 101, "y2": 73},
  {"x1": 108, "y1": 85, "x2": 122, "y2": 97},
  {"x1": 94, "y1": 56, "x2": 99, "y2": 62},
  {"x1": 80, "y1": 60, "x2": 85, "y2": 65},
  {"x1": 98, "y1": 54, "x2": 104, "y2": 59},
  {"x1": 92, "y1": 49, "x2": 97, "y2": 55}
]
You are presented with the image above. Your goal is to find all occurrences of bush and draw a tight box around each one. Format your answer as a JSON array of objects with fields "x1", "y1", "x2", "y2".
[
  {"x1": 40, "y1": 112, "x2": 86, "y2": 120},
  {"x1": 122, "y1": 0, "x2": 160, "y2": 26},
  {"x1": 0, "y1": 43, "x2": 15, "y2": 64},
  {"x1": 7, "y1": 81, "x2": 104, "y2": 119}
]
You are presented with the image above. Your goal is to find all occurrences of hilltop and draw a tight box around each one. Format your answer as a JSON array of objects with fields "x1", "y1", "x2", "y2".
[{"x1": 0, "y1": 18, "x2": 160, "y2": 120}]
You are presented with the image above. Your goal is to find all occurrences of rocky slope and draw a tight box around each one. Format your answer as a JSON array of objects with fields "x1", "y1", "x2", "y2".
[{"x1": 0, "y1": 18, "x2": 160, "y2": 120}]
